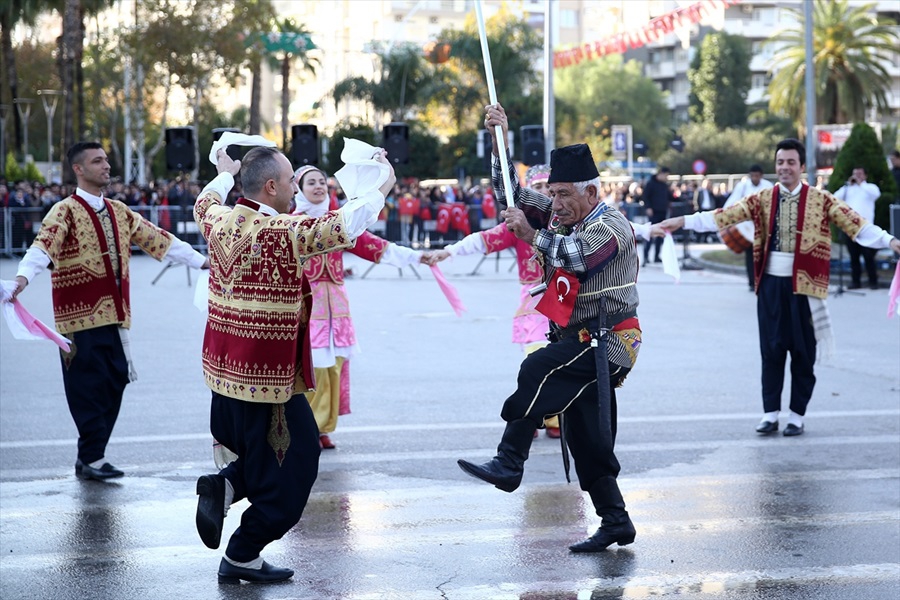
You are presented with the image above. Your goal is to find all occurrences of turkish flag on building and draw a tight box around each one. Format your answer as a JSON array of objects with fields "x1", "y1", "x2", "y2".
[{"x1": 535, "y1": 268, "x2": 580, "y2": 327}]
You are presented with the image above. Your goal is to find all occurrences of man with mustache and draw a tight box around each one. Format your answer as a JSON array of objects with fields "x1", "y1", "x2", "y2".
[{"x1": 458, "y1": 104, "x2": 643, "y2": 553}]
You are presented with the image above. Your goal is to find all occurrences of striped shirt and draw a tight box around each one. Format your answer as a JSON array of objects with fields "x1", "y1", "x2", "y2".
[{"x1": 492, "y1": 153, "x2": 641, "y2": 368}]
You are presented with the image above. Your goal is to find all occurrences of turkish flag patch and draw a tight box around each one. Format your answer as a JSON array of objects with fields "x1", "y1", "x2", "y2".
[{"x1": 535, "y1": 268, "x2": 580, "y2": 327}]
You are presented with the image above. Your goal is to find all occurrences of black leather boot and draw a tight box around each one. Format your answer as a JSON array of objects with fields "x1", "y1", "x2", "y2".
[
  {"x1": 569, "y1": 476, "x2": 636, "y2": 552},
  {"x1": 457, "y1": 419, "x2": 536, "y2": 492}
]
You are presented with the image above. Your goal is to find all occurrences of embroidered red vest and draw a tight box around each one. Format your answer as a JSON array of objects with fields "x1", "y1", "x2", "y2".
[
  {"x1": 713, "y1": 185, "x2": 864, "y2": 298},
  {"x1": 33, "y1": 195, "x2": 172, "y2": 333},
  {"x1": 302, "y1": 230, "x2": 389, "y2": 284},
  {"x1": 196, "y1": 194, "x2": 353, "y2": 403}
]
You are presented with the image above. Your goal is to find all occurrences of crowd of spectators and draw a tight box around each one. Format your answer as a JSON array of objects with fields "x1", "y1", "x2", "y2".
[{"x1": 2, "y1": 169, "x2": 809, "y2": 256}]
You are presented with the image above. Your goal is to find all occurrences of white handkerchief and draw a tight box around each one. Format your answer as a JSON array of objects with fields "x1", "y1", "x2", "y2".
[
  {"x1": 208, "y1": 132, "x2": 276, "y2": 165},
  {"x1": 660, "y1": 233, "x2": 681, "y2": 282},
  {"x1": 194, "y1": 271, "x2": 210, "y2": 313},
  {"x1": 334, "y1": 138, "x2": 390, "y2": 198}
]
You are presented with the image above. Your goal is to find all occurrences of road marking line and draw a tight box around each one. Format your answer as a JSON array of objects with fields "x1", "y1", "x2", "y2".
[{"x1": 1, "y1": 408, "x2": 897, "y2": 449}]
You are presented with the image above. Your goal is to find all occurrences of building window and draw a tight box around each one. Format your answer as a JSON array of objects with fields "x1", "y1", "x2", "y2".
[
  {"x1": 752, "y1": 7, "x2": 775, "y2": 24},
  {"x1": 752, "y1": 73, "x2": 772, "y2": 88},
  {"x1": 559, "y1": 9, "x2": 577, "y2": 28}
]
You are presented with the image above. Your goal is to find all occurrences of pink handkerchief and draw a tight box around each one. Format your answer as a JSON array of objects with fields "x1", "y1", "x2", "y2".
[
  {"x1": 429, "y1": 265, "x2": 466, "y2": 317},
  {"x1": 1, "y1": 280, "x2": 70, "y2": 351},
  {"x1": 888, "y1": 262, "x2": 900, "y2": 319}
]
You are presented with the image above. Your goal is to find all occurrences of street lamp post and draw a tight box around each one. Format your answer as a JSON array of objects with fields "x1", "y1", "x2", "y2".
[
  {"x1": 13, "y1": 98, "x2": 35, "y2": 161},
  {"x1": 0, "y1": 104, "x2": 10, "y2": 175},
  {"x1": 38, "y1": 90, "x2": 63, "y2": 183}
]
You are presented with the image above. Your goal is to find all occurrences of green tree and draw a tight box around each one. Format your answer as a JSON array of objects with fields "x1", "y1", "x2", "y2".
[
  {"x1": 234, "y1": 0, "x2": 277, "y2": 135},
  {"x1": 688, "y1": 32, "x2": 751, "y2": 128},
  {"x1": 1, "y1": 0, "x2": 45, "y2": 154},
  {"x1": 58, "y1": 0, "x2": 117, "y2": 180},
  {"x1": 433, "y1": 8, "x2": 543, "y2": 133},
  {"x1": 0, "y1": 37, "x2": 60, "y2": 161},
  {"x1": 766, "y1": 0, "x2": 898, "y2": 132},
  {"x1": 323, "y1": 121, "x2": 377, "y2": 174},
  {"x1": 438, "y1": 129, "x2": 488, "y2": 180},
  {"x1": 655, "y1": 122, "x2": 780, "y2": 175},
  {"x1": 826, "y1": 123, "x2": 896, "y2": 229},
  {"x1": 23, "y1": 159, "x2": 44, "y2": 183},
  {"x1": 402, "y1": 121, "x2": 441, "y2": 179},
  {"x1": 137, "y1": 0, "x2": 257, "y2": 178},
  {"x1": 332, "y1": 42, "x2": 434, "y2": 127},
  {"x1": 5, "y1": 150, "x2": 22, "y2": 181},
  {"x1": 555, "y1": 55, "x2": 670, "y2": 160}
]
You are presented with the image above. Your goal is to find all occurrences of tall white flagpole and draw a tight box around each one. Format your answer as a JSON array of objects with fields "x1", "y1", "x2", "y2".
[{"x1": 474, "y1": 0, "x2": 515, "y2": 205}]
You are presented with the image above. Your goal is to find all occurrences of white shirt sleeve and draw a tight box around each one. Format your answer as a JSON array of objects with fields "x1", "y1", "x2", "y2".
[
  {"x1": 199, "y1": 172, "x2": 234, "y2": 202},
  {"x1": 854, "y1": 223, "x2": 895, "y2": 248},
  {"x1": 379, "y1": 243, "x2": 421, "y2": 267},
  {"x1": 444, "y1": 232, "x2": 487, "y2": 256},
  {"x1": 861, "y1": 182, "x2": 881, "y2": 202},
  {"x1": 683, "y1": 211, "x2": 719, "y2": 232},
  {"x1": 630, "y1": 221, "x2": 651, "y2": 241},
  {"x1": 833, "y1": 185, "x2": 848, "y2": 201},
  {"x1": 16, "y1": 246, "x2": 52, "y2": 283},
  {"x1": 340, "y1": 189, "x2": 387, "y2": 239},
  {"x1": 163, "y1": 237, "x2": 207, "y2": 268}
]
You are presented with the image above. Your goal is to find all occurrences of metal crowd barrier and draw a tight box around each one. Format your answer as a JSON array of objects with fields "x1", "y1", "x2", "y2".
[{"x1": 0, "y1": 205, "x2": 207, "y2": 259}]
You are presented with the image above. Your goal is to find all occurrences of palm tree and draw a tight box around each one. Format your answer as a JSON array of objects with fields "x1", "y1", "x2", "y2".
[
  {"x1": 57, "y1": 0, "x2": 114, "y2": 179},
  {"x1": 234, "y1": 0, "x2": 277, "y2": 135},
  {"x1": 265, "y1": 18, "x2": 318, "y2": 150},
  {"x1": 766, "y1": 0, "x2": 898, "y2": 132},
  {"x1": 331, "y1": 42, "x2": 434, "y2": 129},
  {"x1": 1, "y1": 0, "x2": 45, "y2": 154}
]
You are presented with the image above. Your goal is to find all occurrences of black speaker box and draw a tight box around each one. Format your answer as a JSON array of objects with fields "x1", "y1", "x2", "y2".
[
  {"x1": 165, "y1": 127, "x2": 196, "y2": 171},
  {"x1": 291, "y1": 124, "x2": 319, "y2": 166},
  {"x1": 520, "y1": 125, "x2": 545, "y2": 166},
  {"x1": 480, "y1": 130, "x2": 492, "y2": 171},
  {"x1": 383, "y1": 122, "x2": 409, "y2": 165}
]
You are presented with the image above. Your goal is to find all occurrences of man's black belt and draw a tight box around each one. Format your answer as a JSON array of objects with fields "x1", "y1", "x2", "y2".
[{"x1": 546, "y1": 308, "x2": 637, "y2": 343}]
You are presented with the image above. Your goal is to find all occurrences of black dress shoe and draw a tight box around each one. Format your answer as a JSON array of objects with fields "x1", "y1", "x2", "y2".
[
  {"x1": 783, "y1": 423, "x2": 804, "y2": 436},
  {"x1": 196, "y1": 474, "x2": 226, "y2": 549},
  {"x1": 76, "y1": 461, "x2": 124, "y2": 480},
  {"x1": 569, "y1": 521, "x2": 636, "y2": 552},
  {"x1": 217, "y1": 558, "x2": 293, "y2": 584},
  {"x1": 755, "y1": 420, "x2": 778, "y2": 434},
  {"x1": 457, "y1": 459, "x2": 522, "y2": 493}
]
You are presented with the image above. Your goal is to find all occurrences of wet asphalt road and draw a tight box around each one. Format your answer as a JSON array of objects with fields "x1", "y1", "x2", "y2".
[{"x1": 1, "y1": 245, "x2": 898, "y2": 600}]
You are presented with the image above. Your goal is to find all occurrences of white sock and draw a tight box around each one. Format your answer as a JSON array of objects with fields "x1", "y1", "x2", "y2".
[
  {"x1": 761, "y1": 411, "x2": 779, "y2": 424},
  {"x1": 223, "y1": 479, "x2": 235, "y2": 517},
  {"x1": 788, "y1": 411, "x2": 803, "y2": 427},
  {"x1": 88, "y1": 458, "x2": 107, "y2": 469},
  {"x1": 225, "y1": 555, "x2": 263, "y2": 569}
]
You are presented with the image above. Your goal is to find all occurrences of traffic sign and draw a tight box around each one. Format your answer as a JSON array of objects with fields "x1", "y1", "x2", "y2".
[
  {"x1": 613, "y1": 131, "x2": 627, "y2": 154},
  {"x1": 692, "y1": 159, "x2": 707, "y2": 174},
  {"x1": 611, "y1": 125, "x2": 631, "y2": 161}
]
